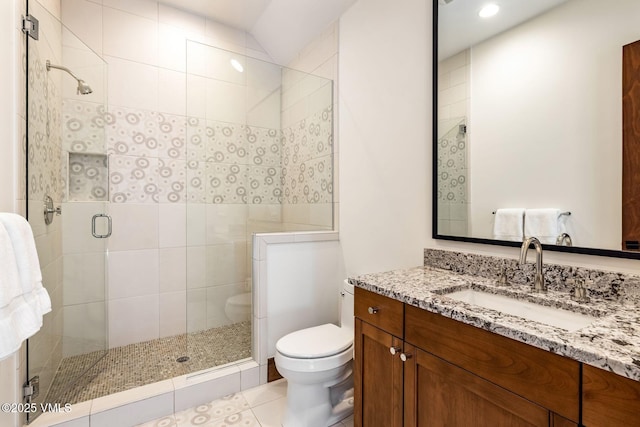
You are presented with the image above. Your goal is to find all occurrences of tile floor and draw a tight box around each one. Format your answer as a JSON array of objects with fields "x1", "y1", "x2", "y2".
[{"x1": 135, "y1": 379, "x2": 354, "y2": 427}]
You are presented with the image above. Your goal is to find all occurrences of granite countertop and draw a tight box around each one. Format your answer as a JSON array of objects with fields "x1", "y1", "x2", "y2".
[{"x1": 350, "y1": 266, "x2": 640, "y2": 381}]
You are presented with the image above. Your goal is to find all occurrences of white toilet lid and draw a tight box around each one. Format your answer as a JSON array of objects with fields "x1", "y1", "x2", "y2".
[{"x1": 276, "y1": 324, "x2": 353, "y2": 359}]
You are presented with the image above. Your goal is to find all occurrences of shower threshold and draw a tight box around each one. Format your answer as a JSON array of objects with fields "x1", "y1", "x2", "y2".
[{"x1": 45, "y1": 321, "x2": 251, "y2": 406}]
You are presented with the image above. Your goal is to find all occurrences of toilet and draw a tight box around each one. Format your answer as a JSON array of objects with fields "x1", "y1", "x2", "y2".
[
  {"x1": 224, "y1": 292, "x2": 252, "y2": 323},
  {"x1": 275, "y1": 280, "x2": 355, "y2": 427}
]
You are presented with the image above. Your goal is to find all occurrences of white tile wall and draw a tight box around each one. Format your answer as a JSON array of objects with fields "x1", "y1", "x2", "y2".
[
  {"x1": 103, "y1": 7, "x2": 158, "y2": 65},
  {"x1": 108, "y1": 294, "x2": 159, "y2": 347},
  {"x1": 158, "y1": 3, "x2": 205, "y2": 35},
  {"x1": 63, "y1": 252, "x2": 106, "y2": 305},
  {"x1": 159, "y1": 290, "x2": 186, "y2": 337},
  {"x1": 106, "y1": 55, "x2": 158, "y2": 110},
  {"x1": 206, "y1": 79, "x2": 246, "y2": 124},
  {"x1": 108, "y1": 203, "x2": 159, "y2": 250},
  {"x1": 108, "y1": 249, "x2": 159, "y2": 299},
  {"x1": 158, "y1": 23, "x2": 188, "y2": 73},
  {"x1": 185, "y1": 73, "x2": 207, "y2": 117},
  {"x1": 63, "y1": 301, "x2": 107, "y2": 356},
  {"x1": 102, "y1": 0, "x2": 158, "y2": 20},
  {"x1": 206, "y1": 241, "x2": 247, "y2": 286},
  {"x1": 186, "y1": 245, "x2": 206, "y2": 289},
  {"x1": 158, "y1": 203, "x2": 186, "y2": 247},
  {"x1": 60, "y1": 0, "x2": 103, "y2": 55},
  {"x1": 186, "y1": 288, "x2": 206, "y2": 332},
  {"x1": 159, "y1": 247, "x2": 186, "y2": 292},
  {"x1": 158, "y1": 68, "x2": 186, "y2": 115},
  {"x1": 186, "y1": 204, "x2": 206, "y2": 246}
]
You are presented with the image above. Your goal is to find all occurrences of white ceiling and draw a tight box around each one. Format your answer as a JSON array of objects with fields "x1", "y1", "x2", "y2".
[
  {"x1": 438, "y1": 0, "x2": 569, "y2": 60},
  {"x1": 158, "y1": 0, "x2": 356, "y2": 65}
]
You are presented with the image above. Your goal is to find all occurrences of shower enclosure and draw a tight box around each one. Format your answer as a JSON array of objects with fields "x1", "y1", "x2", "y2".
[{"x1": 25, "y1": 0, "x2": 333, "y2": 423}]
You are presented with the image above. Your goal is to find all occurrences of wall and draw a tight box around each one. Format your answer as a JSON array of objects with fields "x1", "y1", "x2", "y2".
[
  {"x1": 466, "y1": 0, "x2": 640, "y2": 249},
  {"x1": 338, "y1": 0, "x2": 430, "y2": 276}
]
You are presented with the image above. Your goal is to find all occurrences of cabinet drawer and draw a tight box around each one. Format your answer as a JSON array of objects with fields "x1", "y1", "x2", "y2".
[
  {"x1": 405, "y1": 304, "x2": 580, "y2": 423},
  {"x1": 354, "y1": 287, "x2": 403, "y2": 337}
]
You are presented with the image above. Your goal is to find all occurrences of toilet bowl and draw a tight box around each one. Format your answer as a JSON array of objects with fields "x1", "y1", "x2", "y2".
[
  {"x1": 275, "y1": 280, "x2": 355, "y2": 427},
  {"x1": 224, "y1": 292, "x2": 251, "y2": 323}
]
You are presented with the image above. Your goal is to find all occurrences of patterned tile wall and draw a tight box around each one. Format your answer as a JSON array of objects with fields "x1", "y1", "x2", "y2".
[
  {"x1": 28, "y1": 50, "x2": 63, "y2": 203},
  {"x1": 437, "y1": 119, "x2": 467, "y2": 205},
  {"x1": 61, "y1": 99, "x2": 333, "y2": 207},
  {"x1": 281, "y1": 105, "x2": 334, "y2": 204},
  {"x1": 185, "y1": 119, "x2": 282, "y2": 205}
]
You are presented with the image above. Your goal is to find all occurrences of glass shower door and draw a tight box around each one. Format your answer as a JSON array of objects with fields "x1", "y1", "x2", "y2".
[{"x1": 25, "y1": 0, "x2": 109, "y2": 421}]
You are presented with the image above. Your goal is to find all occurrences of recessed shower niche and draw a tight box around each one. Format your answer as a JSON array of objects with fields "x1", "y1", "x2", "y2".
[{"x1": 67, "y1": 152, "x2": 108, "y2": 201}]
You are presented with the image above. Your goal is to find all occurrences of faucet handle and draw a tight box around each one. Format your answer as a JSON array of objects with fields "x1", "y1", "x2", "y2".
[
  {"x1": 570, "y1": 278, "x2": 590, "y2": 303},
  {"x1": 497, "y1": 266, "x2": 508, "y2": 285}
]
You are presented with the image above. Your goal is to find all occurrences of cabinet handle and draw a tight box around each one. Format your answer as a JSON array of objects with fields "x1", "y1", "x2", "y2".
[
  {"x1": 367, "y1": 306, "x2": 379, "y2": 315},
  {"x1": 400, "y1": 353, "x2": 412, "y2": 362},
  {"x1": 389, "y1": 346, "x2": 401, "y2": 355}
]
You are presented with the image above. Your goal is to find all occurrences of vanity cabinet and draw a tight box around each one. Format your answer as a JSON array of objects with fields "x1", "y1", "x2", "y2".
[
  {"x1": 583, "y1": 364, "x2": 640, "y2": 426},
  {"x1": 354, "y1": 287, "x2": 404, "y2": 427},
  {"x1": 354, "y1": 288, "x2": 580, "y2": 427}
]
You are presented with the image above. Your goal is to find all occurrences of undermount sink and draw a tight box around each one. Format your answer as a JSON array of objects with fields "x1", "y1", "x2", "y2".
[{"x1": 444, "y1": 288, "x2": 597, "y2": 332}]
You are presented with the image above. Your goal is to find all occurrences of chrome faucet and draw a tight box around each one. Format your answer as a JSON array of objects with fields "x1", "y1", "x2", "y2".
[
  {"x1": 519, "y1": 237, "x2": 546, "y2": 292},
  {"x1": 556, "y1": 232, "x2": 572, "y2": 246}
]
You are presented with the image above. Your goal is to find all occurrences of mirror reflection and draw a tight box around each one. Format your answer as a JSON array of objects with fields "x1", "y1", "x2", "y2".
[{"x1": 435, "y1": 0, "x2": 640, "y2": 254}]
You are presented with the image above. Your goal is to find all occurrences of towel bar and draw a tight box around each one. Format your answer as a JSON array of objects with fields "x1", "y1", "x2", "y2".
[{"x1": 492, "y1": 211, "x2": 571, "y2": 217}]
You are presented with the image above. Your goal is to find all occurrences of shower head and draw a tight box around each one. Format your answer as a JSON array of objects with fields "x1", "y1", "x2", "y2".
[
  {"x1": 76, "y1": 80, "x2": 93, "y2": 95},
  {"x1": 46, "y1": 60, "x2": 93, "y2": 95}
]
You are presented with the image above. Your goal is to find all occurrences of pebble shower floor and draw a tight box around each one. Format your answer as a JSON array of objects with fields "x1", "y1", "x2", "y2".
[{"x1": 45, "y1": 321, "x2": 252, "y2": 405}]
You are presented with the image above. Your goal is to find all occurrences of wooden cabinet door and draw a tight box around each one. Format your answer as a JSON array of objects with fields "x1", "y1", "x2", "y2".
[
  {"x1": 354, "y1": 319, "x2": 403, "y2": 427},
  {"x1": 583, "y1": 364, "x2": 640, "y2": 426},
  {"x1": 407, "y1": 346, "x2": 551, "y2": 427},
  {"x1": 623, "y1": 39, "x2": 640, "y2": 249},
  {"x1": 551, "y1": 413, "x2": 578, "y2": 427}
]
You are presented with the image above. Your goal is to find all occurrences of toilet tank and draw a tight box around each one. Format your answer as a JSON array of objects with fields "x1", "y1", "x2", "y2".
[{"x1": 340, "y1": 279, "x2": 355, "y2": 331}]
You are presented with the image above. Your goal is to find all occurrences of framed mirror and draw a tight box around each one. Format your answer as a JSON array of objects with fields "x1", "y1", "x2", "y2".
[{"x1": 433, "y1": 0, "x2": 640, "y2": 259}]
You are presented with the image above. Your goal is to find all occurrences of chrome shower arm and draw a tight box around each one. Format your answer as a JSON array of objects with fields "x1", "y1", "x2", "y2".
[{"x1": 46, "y1": 60, "x2": 81, "y2": 81}]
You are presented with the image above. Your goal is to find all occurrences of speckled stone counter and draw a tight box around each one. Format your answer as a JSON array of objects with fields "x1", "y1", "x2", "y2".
[{"x1": 349, "y1": 250, "x2": 640, "y2": 381}]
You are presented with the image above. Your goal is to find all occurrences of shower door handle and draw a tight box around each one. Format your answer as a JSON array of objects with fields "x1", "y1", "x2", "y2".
[{"x1": 92, "y1": 214, "x2": 112, "y2": 238}]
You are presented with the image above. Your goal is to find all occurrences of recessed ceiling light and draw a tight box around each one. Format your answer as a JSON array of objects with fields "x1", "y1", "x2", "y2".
[
  {"x1": 230, "y1": 58, "x2": 244, "y2": 73},
  {"x1": 479, "y1": 3, "x2": 500, "y2": 18}
]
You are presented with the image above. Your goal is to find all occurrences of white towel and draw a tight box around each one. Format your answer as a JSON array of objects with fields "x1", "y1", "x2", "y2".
[
  {"x1": 0, "y1": 213, "x2": 51, "y2": 360},
  {"x1": 524, "y1": 209, "x2": 562, "y2": 245},
  {"x1": 0, "y1": 222, "x2": 21, "y2": 307},
  {"x1": 493, "y1": 208, "x2": 525, "y2": 241}
]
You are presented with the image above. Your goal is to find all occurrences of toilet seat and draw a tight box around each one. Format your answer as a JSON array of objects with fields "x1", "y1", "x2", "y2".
[{"x1": 277, "y1": 324, "x2": 353, "y2": 359}]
